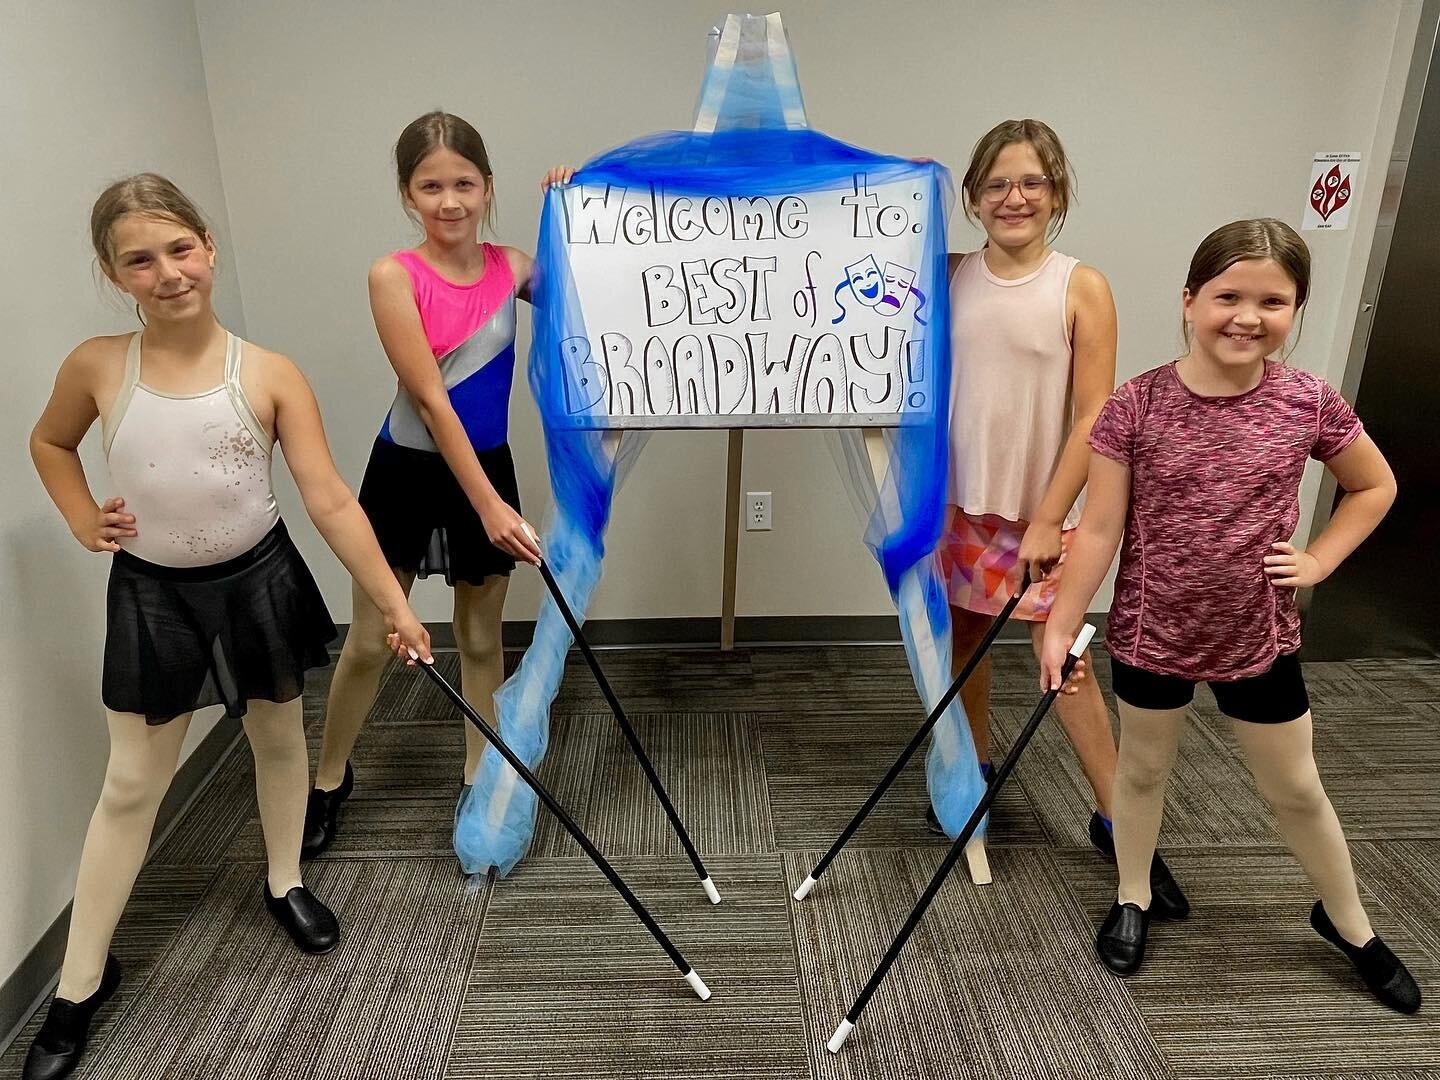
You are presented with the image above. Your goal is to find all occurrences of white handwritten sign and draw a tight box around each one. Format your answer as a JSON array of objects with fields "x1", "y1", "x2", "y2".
[{"x1": 551, "y1": 171, "x2": 939, "y2": 428}]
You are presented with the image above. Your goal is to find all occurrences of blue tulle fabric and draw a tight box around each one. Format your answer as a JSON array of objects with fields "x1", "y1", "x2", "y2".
[{"x1": 454, "y1": 29, "x2": 985, "y2": 876}]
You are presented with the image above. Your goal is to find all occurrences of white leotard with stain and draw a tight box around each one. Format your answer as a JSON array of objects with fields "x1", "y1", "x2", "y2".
[{"x1": 104, "y1": 331, "x2": 278, "y2": 566}]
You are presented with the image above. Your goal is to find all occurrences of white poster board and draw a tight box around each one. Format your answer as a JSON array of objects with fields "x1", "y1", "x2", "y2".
[{"x1": 553, "y1": 171, "x2": 938, "y2": 428}]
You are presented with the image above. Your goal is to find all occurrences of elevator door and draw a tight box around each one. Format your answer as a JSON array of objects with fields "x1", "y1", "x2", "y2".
[{"x1": 1304, "y1": 34, "x2": 1440, "y2": 660}]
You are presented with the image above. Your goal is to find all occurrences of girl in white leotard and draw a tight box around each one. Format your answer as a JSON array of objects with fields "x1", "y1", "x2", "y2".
[{"x1": 23, "y1": 173, "x2": 432, "y2": 1080}]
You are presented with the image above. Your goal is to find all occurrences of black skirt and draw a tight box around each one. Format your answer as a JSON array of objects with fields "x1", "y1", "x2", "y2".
[
  {"x1": 103, "y1": 520, "x2": 337, "y2": 725},
  {"x1": 357, "y1": 436, "x2": 521, "y2": 586}
]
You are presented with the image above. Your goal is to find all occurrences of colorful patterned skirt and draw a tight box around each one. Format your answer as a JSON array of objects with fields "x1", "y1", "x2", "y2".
[{"x1": 938, "y1": 509, "x2": 1076, "y2": 621}]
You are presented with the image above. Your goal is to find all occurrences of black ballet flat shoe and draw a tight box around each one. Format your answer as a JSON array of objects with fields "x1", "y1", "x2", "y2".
[
  {"x1": 1087, "y1": 810, "x2": 1115, "y2": 857},
  {"x1": 263, "y1": 884, "x2": 340, "y2": 955},
  {"x1": 300, "y1": 761, "x2": 354, "y2": 860},
  {"x1": 23, "y1": 953, "x2": 122, "y2": 1080},
  {"x1": 1088, "y1": 812, "x2": 1190, "y2": 921},
  {"x1": 1096, "y1": 901, "x2": 1149, "y2": 975},
  {"x1": 925, "y1": 804, "x2": 946, "y2": 836},
  {"x1": 1310, "y1": 901, "x2": 1422, "y2": 1014},
  {"x1": 923, "y1": 763, "x2": 995, "y2": 836}
]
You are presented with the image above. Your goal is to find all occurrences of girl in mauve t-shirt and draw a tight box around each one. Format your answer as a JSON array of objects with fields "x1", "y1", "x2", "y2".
[
  {"x1": 1042, "y1": 219, "x2": 1420, "y2": 1013},
  {"x1": 936, "y1": 121, "x2": 1191, "y2": 918}
]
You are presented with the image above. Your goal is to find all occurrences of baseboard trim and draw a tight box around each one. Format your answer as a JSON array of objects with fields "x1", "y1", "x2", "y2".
[
  {"x1": 337, "y1": 613, "x2": 1109, "y2": 650},
  {"x1": 0, "y1": 718, "x2": 245, "y2": 1054}
]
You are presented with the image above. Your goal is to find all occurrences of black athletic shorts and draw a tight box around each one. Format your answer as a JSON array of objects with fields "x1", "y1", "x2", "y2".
[{"x1": 1110, "y1": 651, "x2": 1310, "y2": 724}]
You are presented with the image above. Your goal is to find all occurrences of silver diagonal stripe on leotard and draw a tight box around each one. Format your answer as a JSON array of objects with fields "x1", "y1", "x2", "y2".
[{"x1": 383, "y1": 298, "x2": 516, "y2": 451}]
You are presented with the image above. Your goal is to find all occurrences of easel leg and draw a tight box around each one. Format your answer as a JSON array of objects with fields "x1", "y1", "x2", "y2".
[
  {"x1": 720, "y1": 429, "x2": 743, "y2": 651},
  {"x1": 964, "y1": 836, "x2": 991, "y2": 884}
]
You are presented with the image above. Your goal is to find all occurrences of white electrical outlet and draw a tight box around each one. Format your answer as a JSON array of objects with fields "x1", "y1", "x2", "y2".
[{"x1": 746, "y1": 491, "x2": 772, "y2": 531}]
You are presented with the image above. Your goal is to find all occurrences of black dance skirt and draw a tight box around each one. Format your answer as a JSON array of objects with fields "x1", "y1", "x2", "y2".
[
  {"x1": 103, "y1": 520, "x2": 337, "y2": 724},
  {"x1": 357, "y1": 436, "x2": 521, "y2": 587}
]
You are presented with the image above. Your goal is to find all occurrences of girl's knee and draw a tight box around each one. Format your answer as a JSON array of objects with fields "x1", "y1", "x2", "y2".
[
  {"x1": 243, "y1": 701, "x2": 304, "y2": 755},
  {"x1": 1116, "y1": 761, "x2": 1170, "y2": 799},
  {"x1": 1259, "y1": 768, "x2": 1329, "y2": 818},
  {"x1": 952, "y1": 606, "x2": 994, "y2": 648},
  {"x1": 98, "y1": 765, "x2": 168, "y2": 819},
  {"x1": 453, "y1": 577, "x2": 506, "y2": 661},
  {"x1": 1119, "y1": 734, "x2": 1178, "y2": 775},
  {"x1": 453, "y1": 616, "x2": 501, "y2": 665},
  {"x1": 338, "y1": 623, "x2": 395, "y2": 669}
]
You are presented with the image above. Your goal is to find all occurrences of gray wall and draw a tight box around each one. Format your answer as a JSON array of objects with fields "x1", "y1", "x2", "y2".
[
  {"x1": 1, "y1": 1, "x2": 244, "y2": 986},
  {"x1": 191, "y1": 0, "x2": 1422, "y2": 624},
  {"x1": 0, "y1": 0, "x2": 1424, "y2": 988}
]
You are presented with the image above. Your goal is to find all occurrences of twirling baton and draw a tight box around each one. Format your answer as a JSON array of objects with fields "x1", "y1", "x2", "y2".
[
  {"x1": 826, "y1": 624, "x2": 1096, "y2": 1052},
  {"x1": 535, "y1": 553, "x2": 721, "y2": 905},
  {"x1": 793, "y1": 569, "x2": 1032, "y2": 902},
  {"x1": 411, "y1": 649, "x2": 712, "y2": 1000}
]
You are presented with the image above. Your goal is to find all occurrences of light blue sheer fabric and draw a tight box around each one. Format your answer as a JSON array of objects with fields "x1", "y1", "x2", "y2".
[{"x1": 454, "y1": 17, "x2": 983, "y2": 875}]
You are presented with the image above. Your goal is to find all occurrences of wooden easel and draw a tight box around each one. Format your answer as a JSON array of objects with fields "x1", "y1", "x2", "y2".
[{"x1": 666, "y1": 12, "x2": 990, "y2": 883}]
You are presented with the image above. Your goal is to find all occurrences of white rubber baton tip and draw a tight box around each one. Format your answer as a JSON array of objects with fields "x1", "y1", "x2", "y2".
[
  {"x1": 827, "y1": 1019, "x2": 855, "y2": 1053},
  {"x1": 701, "y1": 877, "x2": 722, "y2": 905},
  {"x1": 1070, "y1": 623, "x2": 1097, "y2": 657},
  {"x1": 793, "y1": 875, "x2": 817, "y2": 901},
  {"x1": 684, "y1": 969, "x2": 712, "y2": 1001}
]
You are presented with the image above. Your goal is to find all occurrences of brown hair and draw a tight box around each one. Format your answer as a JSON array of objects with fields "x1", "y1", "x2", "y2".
[
  {"x1": 90, "y1": 173, "x2": 211, "y2": 274},
  {"x1": 394, "y1": 111, "x2": 495, "y2": 232},
  {"x1": 961, "y1": 119, "x2": 1075, "y2": 239},
  {"x1": 1182, "y1": 218, "x2": 1311, "y2": 352}
]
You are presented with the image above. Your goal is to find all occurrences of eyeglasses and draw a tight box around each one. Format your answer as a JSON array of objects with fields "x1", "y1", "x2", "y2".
[{"x1": 979, "y1": 175, "x2": 1053, "y2": 202}]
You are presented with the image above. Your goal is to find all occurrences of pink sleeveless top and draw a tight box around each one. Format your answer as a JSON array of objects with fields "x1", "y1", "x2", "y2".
[
  {"x1": 947, "y1": 248, "x2": 1082, "y2": 528},
  {"x1": 380, "y1": 244, "x2": 518, "y2": 453}
]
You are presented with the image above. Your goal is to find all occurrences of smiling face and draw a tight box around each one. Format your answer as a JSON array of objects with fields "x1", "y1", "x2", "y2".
[
  {"x1": 845, "y1": 255, "x2": 884, "y2": 307},
  {"x1": 973, "y1": 141, "x2": 1057, "y2": 251},
  {"x1": 105, "y1": 213, "x2": 216, "y2": 324},
  {"x1": 876, "y1": 262, "x2": 916, "y2": 316},
  {"x1": 1182, "y1": 258, "x2": 1299, "y2": 371},
  {"x1": 404, "y1": 146, "x2": 492, "y2": 244}
]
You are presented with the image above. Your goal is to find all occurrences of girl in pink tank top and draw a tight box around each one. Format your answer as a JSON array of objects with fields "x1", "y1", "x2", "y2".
[
  {"x1": 307, "y1": 112, "x2": 568, "y2": 858},
  {"x1": 932, "y1": 121, "x2": 1187, "y2": 917}
]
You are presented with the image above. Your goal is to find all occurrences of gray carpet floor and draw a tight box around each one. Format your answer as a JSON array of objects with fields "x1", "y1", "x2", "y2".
[{"x1": 4, "y1": 646, "x2": 1439, "y2": 1079}]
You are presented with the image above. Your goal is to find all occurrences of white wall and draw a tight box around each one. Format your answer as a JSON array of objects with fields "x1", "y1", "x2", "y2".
[
  {"x1": 0, "y1": 0, "x2": 243, "y2": 987},
  {"x1": 1, "y1": 0, "x2": 1423, "y2": 990},
  {"x1": 191, "y1": 0, "x2": 1422, "y2": 626}
]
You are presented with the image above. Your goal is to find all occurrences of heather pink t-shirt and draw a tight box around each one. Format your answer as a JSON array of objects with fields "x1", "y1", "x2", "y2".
[{"x1": 1089, "y1": 360, "x2": 1362, "y2": 681}]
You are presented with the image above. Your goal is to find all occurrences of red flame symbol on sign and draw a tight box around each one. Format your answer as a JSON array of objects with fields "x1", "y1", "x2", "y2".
[
  {"x1": 1332, "y1": 172, "x2": 1351, "y2": 214},
  {"x1": 1311, "y1": 164, "x2": 1351, "y2": 222}
]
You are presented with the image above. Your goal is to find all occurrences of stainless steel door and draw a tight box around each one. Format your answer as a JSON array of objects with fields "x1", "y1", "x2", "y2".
[{"x1": 1305, "y1": 23, "x2": 1440, "y2": 660}]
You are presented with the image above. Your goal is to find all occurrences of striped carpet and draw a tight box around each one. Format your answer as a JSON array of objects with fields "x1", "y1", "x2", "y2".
[{"x1": 3, "y1": 649, "x2": 1438, "y2": 1079}]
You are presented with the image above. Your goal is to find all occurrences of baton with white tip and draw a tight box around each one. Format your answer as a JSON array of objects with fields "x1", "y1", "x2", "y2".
[
  {"x1": 523, "y1": 522, "x2": 721, "y2": 906},
  {"x1": 826, "y1": 624, "x2": 1097, "y2": 1052},
  {"x1": 411, "y1": 648, "x2": 711, "y2": 1000},
  {"x1": 794, "y1": 569, "x2": 1032, "y2": 903}
]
